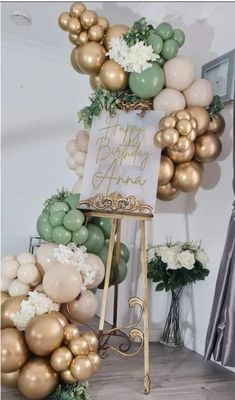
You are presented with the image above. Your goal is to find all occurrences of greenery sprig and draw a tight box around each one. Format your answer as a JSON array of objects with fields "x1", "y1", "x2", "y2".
[
  {"x1": 47, "y1": 383, "x2": 90, "y2": 400},
  {"x1": 207, "y1": 95, "x2": 224, "y2": 120},
  {"x1": 122, "y1": 17, "x2": 153, "y2": 46},
  {"x1": 43, "y1": 188, "x2": 72, "y2": 211}
]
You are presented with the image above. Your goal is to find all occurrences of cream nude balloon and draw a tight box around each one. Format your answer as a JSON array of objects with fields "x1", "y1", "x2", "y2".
[
  {"x1": 184, "y1": 79, "x2": 214, "y2": 107},
  {"x1": 36, "y1": 243, "x2": 58, "y2": 274},
  {"x1": 17, "y1": 252, "x2": 36, "y2": 264},
  {"x1": 17, "y1": 263, "x2": 39, "y2": 285},
  {"x1": 67, "y1": 156, "x2": 77, "y2": 170},
  {"x1": 67, "y1": 290, "x2": 98, "y2": 322},
  {"x1": 66, "y1": 139, "x2": 78, "y2": 155},
  {"x1": 76, "y1": 131, "x2": 89, "y2": 152},
  {"x1": 1, "y1": 276, "x2": 12, "y2": 292},
  {"x1": 73, "y1": 150, "x2": 87, "y2": 166},
  {"x1": 1, "y1": 259, "x2": 19, "y2": 280},
  {"x1": 75, "y1": 166, "x2": 85, "y2": 178},
  {"x1": 153, "y1": 89, "x2": 186, "y2": 115},
  {"x1": 72, "y1": 179, "x2": 83, "y2": 194},
  {"x1": 8, "y1": 279, "x2": 30, "y2": 297},
  {"x1": 164, "y1": 56, "x2": 195, "y2": 91},
  {"x1": 85, "y1": 254, "x2": 105, "y2": 289}
]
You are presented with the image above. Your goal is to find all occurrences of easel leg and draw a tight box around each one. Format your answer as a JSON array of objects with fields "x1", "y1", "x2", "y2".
[
  {"x1": 140, "y1": 220, "x2": 150, "y2": 394},
  {"x1": 99, "y1": 218, "x2": 117, "y2": 335},
  {"x1": 112, "y1": 219, "x2": 121, "y2": 329}
]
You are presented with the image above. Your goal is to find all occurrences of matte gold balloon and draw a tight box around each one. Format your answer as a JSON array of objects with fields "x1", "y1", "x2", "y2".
[
  {"x1": 176, "y1": 119, "x2": 192, "y2": 135},
  {"x1": 58, "y1": 12, "x2": 71, "y2": 31},
  {"x1": 161, "y1": 128, "x2": 179, "y2": 147},
  {"x1": 88, "y1": 24, "x2": 104, "y2": 42},
  {"x1": 49, "y1": 311, "x2": 68, "y2": 328},
  {"x1": 50, "y1": 347, "x2": 73, "y2": 372},
  {"x1": 97, "y1": 16, "x2": 110, "y2": 32},
  {"x1": 208, "y1": 114, "x2": 225, "y2": 136},
  {"x1": 1, "y1": 291, "x2": 10, "y2": 305},
  {"x1": 61, "y1": 369, "x2": 77, "y2": 384},
  {"x1": 69, "y1": 336, "x2": 89, "y2": 356},
  {"x1": 158, "y1": 155, "x2": 175, "y2": 186},
  {"x1": 70, "y1": 355, "x2": 93, "y2": 380},
  {"x1": 71, "y1": 47, "x2": 84, "y2": 73},
  {"x1": 77, "y1": 42, "x2": 107, "y2": 75},
  {"x1": 174, "y1": 136, "x2": 191, "y2": 152},
  {"x1": 171, "y1": 161, "x2": 203, "y2": 192},
  {"x1": 1, "y1": 328, "x2": 29, "y2": 373},
  {"x1": 64, "y1": 323, "x2": 80, "y2": 345},
  {"x1": 70, "y1": 2, "x2": 86, "y2": 18},
  {"x1": 157, "y1": 183, "x2": 179, "y2": 201},
  {"x1": 88, "y1": 352, "x2": 101, "y2": 372},
  {"x1": 194, "y1": 132, "x2": 222, "y2": 163},
  {"x1": 80, "y1": 10, "x2": 98, "y2": 29},
  {"x1": 1, "y1": 370, "x2": 19, "y2": 388},
  {"x1": 82, "y1": 332, "x2": 99, "y2": 352},
  {"x1": 89, "y1": 74, "x2": 103, "y2": 90},
  {"x1": 100, "y1": 59, "x2": 128, "y2": 91},
  {"x1": 187, "y1": 106, "x2": 210, "y2": 136},
  {"x1": 68, "y1": 17, "x2": 82, "y2": 35},
  {"x1": 77, "y1": 31, "x2": 89, "y2": 46},
  {"x1": 1, "y1": 295, "x2": 25, "y2": 329},
  {"x1": 104, "y1": 24, "x2": 129, "y2": 50},
  {"x1": 18, "y1": 358, "x2": 58, "y2": 400},
  {"x1": 153, "y1": 131, "x2": 164, "y2": 148},
  {"x1": 166, "y1": 143, "x2": 195, "y2": 164},
  {"x1": 160, "y1": 116, "x2": 177, "y2": 129},
  {"x1": 25, "y1": 315, "x2": 64, "y2": 356}
]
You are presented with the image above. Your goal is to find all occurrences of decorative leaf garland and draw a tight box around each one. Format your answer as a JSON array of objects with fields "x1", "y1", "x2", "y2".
[
  {"x1": 207, "y1": 95, "x2": 224, "y2": 120},
  {"x1": 47, "y1": 382, "x2": 90, "y2": 400},
  {"x1": 122, "y1": 17, "x2": 154, "y2": 46},
  {"x1": 43, "y1": 188, "x2": 72, "y2": 211}
]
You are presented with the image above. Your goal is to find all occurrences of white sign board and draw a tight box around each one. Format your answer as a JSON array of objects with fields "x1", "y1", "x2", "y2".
[{"x1": 80, "y1": 110, "x2": 163, "y2": 211}]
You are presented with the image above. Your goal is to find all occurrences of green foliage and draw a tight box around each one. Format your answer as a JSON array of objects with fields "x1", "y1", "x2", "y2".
[
  {"x1": 207, "y1": 95, "x2": 224, "y2": 119},
  {"x1": 43, "y1": 188, "x2": 72, "y2": 211},
  {"x1": 47, "y1": 383, "x2": 90, "y2": 400},
  {"x1": 123, "y1": 17, "x2": 153, "y2": 46}
]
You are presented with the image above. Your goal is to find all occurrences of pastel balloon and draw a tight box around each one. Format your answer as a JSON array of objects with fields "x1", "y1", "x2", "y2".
[
  {"x1": 171, "y1": 161, "x2": 203, "y2": 192},
  {"x1": 129, "y1": 63, "x2": 165, "y2": 98},
  {"x1": 17, "y1": 252, "x2": 36, "y2": 264},
  {"x1": 8, "y1": 279, "x2": 30, "y2": 297},
  {"x1": 194, "y1": 133, "x2": 222, "y2": 163},
  {"x1": 63, "y1": 209, "x2": 84, "y2": 231},
  {"x1": 158, "y1": 155, "x2": 175, "y2": 186},
  {"x1": 184, "y1": 79, "x2": 214, "y2": 107},
  {"x1": 73, "y1": 150, "x2": 87, "y2": 166},
  {"x1": 36, "y1": 243, "x2": 58, "y2": 274},
  {"x1": 157, "y1": 182, "x2": 179, "y2": 201},
  {"x1": 67, "y1": 290, "x2": 98, "y2": 322},
  {"x1": 50, "y1": 201, "x2": 70, "y2": 213},
  {"x1": 1, "y1": 328, "x2": 29, "y2": 373},
  {"x1": 66, "y1": 139, "x2": 78, "y2": 155},
  {"x1": 75, "y1": 165, "x2": 85, "y2": 178},
  {"x1": 67, "y1": 156, "x2": 77, "y2": 170},
  {"x1": 43, "y1": 263, "x2": 82, "y2": 303},
  {"x1": 64, "y1": 193, "x2": 80, "y2": 210},
  {"x1": 72, "y1": 226, "x2": 89, "y2": 245},
  {"x1": 17, "y1": 263, "x2": 39, "y2": 285},
  {"x1": 172, "y1": 29, "x2": 185, "y2": 47},
  {"x1": 1, "y1": 275, "x2": 12, "y2": 292},
  {"x1": 156, "y1": 22, "x2": 173, "y2": 40},
  {"x1": 1, "y1": 295, "x2": 25, "y2": 329},
  {"x1": 72, "y1": 179, "x2": 83, "y2": 194},
  {"x1": 161, "y1": 39, "x2": 179, "y2": 60},
  {"x1": 86, "y1": 253, "x2": 105, "y2": 289},
  {"x1": 147, "y1": 33, "x2": 163, "y2": 54},
  {"x1": 164, "y1": 56, "x2": 195, "y2": 91},
  {"x1": 52, "y1": 226, "x2": 72, "y2": 245},
  {"x1": 153, "y1": 88, "x2": 186, "y2": 115},
  {"x1": 84, "y1": 223, "x2": 105, "y2": 253},
  {"x1": 91, "y1": 217, "x2": 112, "y2": 239},
  {"x1": 37, "y1": 219, "x2": 53, "y2": 242},
  {"x1": 1, "y1": 259, "x2": 19, "y2": 280},
  {"x1": 76, "y1": 131, "x2": 89, "y2": 152},
  {"x1": 110, "y1": 258, "x2": 127, "y2": 285},
  {"x1": 49, "y1": 211, "x2": 66, "y2": 228}
]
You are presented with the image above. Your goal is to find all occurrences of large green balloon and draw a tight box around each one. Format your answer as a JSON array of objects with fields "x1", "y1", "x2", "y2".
[
  {"x1": 65, "y1": 194, "x2": 80, "y2": 210},
  {"x1": 105, "y1": 240, "x2": 130, "y2": 263},
  {"x1": 72, "y1": 226, "x2": 89, "y2": 245},
  {"x1": 63, "y1": 210, "x2": 84, "y2": 231},
  {"x1": 147, "y1": 33, "x2": 163, "y2": 54},
  {"x1": 156, "y1": 22, "x2": 173, "y2": 40},
  {"x1": 52, "y1": 226, "x2": 72, "y2": 245},
  {"x1": 49, "y1": 211, "x2": 66, "y2": 228},
  {"x1": 129, "y1": 63, "x2": 165, "y2": 98},
  {"x1": 161, "y1": 39, "x2": 179, "y2": 60},
  {"x1": 91, "y1": 217, "x2": 112, "y2": 239},
  {"x1": 84, "y1": 223, "x2": 105, "y2": 253},
  {"x1": 50, "y1": 201, "x2": 70, "y2": 214},
  {"x1": 37, "y1": 219, "x2": 53, "y2": 241},
  {"x1": 172, "y1": 28, "x2": 185, "y2": 47},
  {"x1": 110, "y1": 258, "x2": 127, "y2": 285},
  {"x1": 97, "y1": 246, "x2": 109, "y2": 266}
]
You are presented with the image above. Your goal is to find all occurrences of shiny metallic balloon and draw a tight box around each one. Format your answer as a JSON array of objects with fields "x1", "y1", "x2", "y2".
[
  {"x1": 157, "y1": 182, "x2": 179, "y2": 201},
  {"x1": 63, "y1": 323, "x2": 80, "y2": 345},
  {"x1": 77, "y1": 42, "x2": 107, "y2": 75},
  {"x1": 100, "y1": 59, "x2": 128, "y2": 91},
  {"x1": 50, "y1": 347, "x2": 73, "y2": 372},
  {"x1": 208, "y1": 114, "x2": 225, "y2": 136},
  {"x1": 70, "y1": 355, "x2": 93, "y2": 380},
  {"x1": 58, "y1": 12, "x2": 71, "y2": 31},
  {"x1": 1, "y1": 295, "x2": 25, "y2": 329},
  {"x1": 60, "y1": 368, "x2": 77, "y2": 384},
  {"x1": 88, "y1": 24, "x2": 104, "y2": 42},
  {"x1": 166, "y1": 143, "x2": 195, "y2": 164},
  {"x1": 82, "y1": 332, "x2": 99, "y2": 352},
  {"x1": 171, "y1": 161, "x2": 203, "y2": 192},
  {"x1": 89, "y1": 74, "x2": 103, "y2": 90},
  {"x1": 104, "y1": 24, "x2": 129, "y2": 50},
  {"x1": 187, "y1": 106, "x2": 210, "y2": 136},
  {"x1": 194, "y1": 132, "x2": 222, "y2": 163},
  {"x1": 69, "y1": 337, "x2": 89, "y2": 356},
  {"x1": 70, "y1": 2, "x2": 86, "y2": 18},
  {"x1": 1, "y1": 328, "x2": 29, "y2": 373},
  {"x1": 80, "y1": 10, "x2": 98, "y2": 30},
  {"x1": 158, "y1": 155, "x2": 175, "y2": 186},
  {"x1": 97, "y1": 16, "x2": 110, "y2": 32},
  {"x1": 88, "y1": 352, "x2": 101, "y2": 372}
]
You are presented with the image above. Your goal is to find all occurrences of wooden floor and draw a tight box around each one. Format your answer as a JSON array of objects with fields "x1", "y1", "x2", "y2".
[{"x1": 2, "y1": 342, "x2": 235, "y2": 400}]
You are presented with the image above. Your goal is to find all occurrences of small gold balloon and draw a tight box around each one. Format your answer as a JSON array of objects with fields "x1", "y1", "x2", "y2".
[
  {"x1": 157, "y1": 183, "x2": 179, "y2": 201},
  {"x1": 58, "y1": 12, "x2": 71, "y2": 31},
  {"x1": 69, "y1": 336, "x2": 89, "y2": 356},
  {"x1": 187, "y1": 106, "x2": 210, "y2": 136},
  {"x1": 161, "y1": 128, "x2": 179, "y2": 147},
  {"x1": 68, "y1": 17, "x2": 82, "y2": 35},
  {"x1": 88, "y1": 24, "x2": 104, "y2": 42},
  {"x1": 49, "y1": 311, "x2": 68, "y2": 328},
  {"x1": 71, "y1": 47, "x2": 84, "y2": 73},
  {"x1": 77, "y1": 42, "x2": 107, "y2": 75},
  {"x1": 70, "y1": 355, "x2": 93, "y2": 380},
  {"x1": 1, "y1": 370, "x2": 19, "y2": 388},
  {"x1": 187, "y1": 129, "x2": 197, "y2": 142},
  {"x1": 176, "y1": 119, "x2": 192, "y2": 135},
  {"x1": 194, "y1": 132, "x2": 222, "y2": 163},
  {"x1": 104, "y1": 24, "x2": 129, "y2": 50},
  {"x1": 1, "y1": 291, "x2": 10, "y2": 305},
  {"x1": 82, "y1": 332, "x2": 99, "y2": 352},
  {"x1": 25, "y1": 314, "x2": 64, "y2": 356},
  {"x1": 174, "y1": 136, "x2": 191, "y2": 152},
  {"x1": 70, "y1": 2, "x2": 86, "y2": 18},
  {"x1": 80, "y1": 10, "x2": 98, "y2": 30},
  {"x1": 160, "y1": 116, "x2": 177, "y2": 129},
  {"x1": 69, "y1": 33, "x2": 79, "y2": 45},
  {"x1": 153, "y1": 131, "x2": 164, "y2": 148},
  {"x1": 158, "y1": 155, "x2": 175, "y2": 186},
  {"x1": 50, "y1": 347, "x2": 73, "y2": 372},
  {"x1": 1, "y1": 328, "x2": 29, "y2": 373},
  {"x1": 97, "y1": 16, "x2": 110, "y2": 32},
  {"x1": 89, "y1": 74, "x2": 103, "y2": 90},
  {"x1": 166, "y1": 143, "x2": 195, "y2": 164},
  {"x1": 208, "y1": 114, "x2": 225, "y2": 136},
  {"x1": 64, "y1": 324, "x2": 80, "y2": 345},
  {"x1": 18, "y1": 358, "x2": 58, "y2": 400},
  {"x1": 61, "y1": 369, "x2": 77, "y2": 384},
  {"x1": 171, "y1": 161, "x2": 203, "y2": 192},
  {"x1": 1, "y1": 295, "x2": 25, "y2": 329},
  {"x1": 88, "y1": 352, "x2": 101, "y2": 372},
  {"x1": 100, "y1": 59, "x2": 128, "y2": 91},
  {"x1": 77, "y1": 31, "x2": 89, "y2": 46},
  {"x1": 175, "y1": 110, "x2": 191, "y2": 120}
]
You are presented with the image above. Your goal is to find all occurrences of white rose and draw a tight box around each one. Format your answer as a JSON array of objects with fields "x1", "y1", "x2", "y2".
[
  {"x1": 177, "y1": 250, "x2": 195, "y2": 270},
  {"x1": 195, "y1": 249, "x2": 209, "y2": 265},
  {"x1": 158, "y1": 246, "x2": 181, "y2": 270}
]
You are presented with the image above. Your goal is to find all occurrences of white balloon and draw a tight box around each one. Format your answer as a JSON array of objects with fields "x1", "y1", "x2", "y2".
[
  {"x1": 17, "y1": 263, "x2": 40, "y2": 284},
  {"x1": 153, "y1": 88, "x2": 186, "y2": 115},
  {"x1": 75, "y1": 165, "x2": 85, "y2": 177},
  {"x1": 8, "y1": 279, "x2": 30, "y2": 296},
  {"x1": 66, "y1": 139, "x2": 78, "y2": 155},
  {"x1": 86, "y1": 254, "x2": 105, "y2": 289},
  {"x1": 1, "y1": 255, "x2": 15, "y2": 263},
  {"x1": 73, "y1": 151, "x2": 87, "y2": 166},
  {"x1": 76, "y1": 131, "x2": 90, "y2": 152},
  {"x1": 67, "y1": 290, "x2": 98, "y2": 322},
  {"x1": 1, "y1": 259, "x2": 20, "y2": 280},
  {"x1": 36, "y1": 243, "x2": 58, "y2": 274},
  {"x1": 164, "y1": 56, "x2": 195, "y2": 91},
  {"x1": 17, "y1": 252, "x2": 36, "y2": 264},
  {"x1": 183, "y1": 79, "x2": 214, "y2": 107},
  {"x1": 1, "y1": 275, "x2": 12, "y2": 292},
  {"x1": 72, "y1": 179, "x2": 83, "y2": 194},
  {"x1": 67, "y1": 156, "x2": 77, "y2": 170}
]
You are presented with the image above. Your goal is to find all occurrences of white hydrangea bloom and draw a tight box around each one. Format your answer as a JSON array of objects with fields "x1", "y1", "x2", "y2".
[
  {"x1": 177, "y1": 250, "x2": 195, "y2": 270},
  {"x1": 195, "y1": 248, "x2": 209, "y2": 265}
]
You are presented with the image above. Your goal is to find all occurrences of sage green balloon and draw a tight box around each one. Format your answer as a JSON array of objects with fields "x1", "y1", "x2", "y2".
[
  {"x1": 129, "y1": 63, "x2": 165, "y2": 98},
  {"x1": 156, "y1": 55, "x2": 166, "y2": 67},
  {"x1": 72, "y1": 226, "x2": 89, "y2": 245},
  {"x1": 97, "y1": 246, "x2": 109, "y2": 266},
  {"x1": 63, "y1": 209, "x2": 84, "y2": 231},
  {"x1": 37, "y1": 220, "x2": 53, "y2": 241},
  {"x1": 37, "y1": 212, "x2": 49, "y2": 225},
  {"x1": 161, "y1": 39, "x2": 179, "y2": 60},
  {"x1": 84, "y1": 223, "x2": 105, "y2": 253},
  {"x1": 50, "y1": 201, "x2": 70, "y2": 214},
  {"x1": 49, "y1": 211, "x2": 66, "y2": 227},
  {"x1": 65, "y1": 193, "x2": 80, "y2": 210},
  {"x1": 172, "y1": 28, "x2": 185, "y2": 47},
  {"x1": 52, "y1": 226, "x2": 72, "y2": 245},
  {"x1": 156, "y1": 22, "x2": 173, "y2": 40},
  {"x1": 110, "y1": 258, "x2": 127, "y2": 285},
  {"x1": 105, "y1": 240, "x2": 130, "y2": 263},
  {"x1": 91, "y1": 217, "x2": 112, "y2": 239},
  {"x1": 147, "y1": 33, "x2": 163, "y2": 54}
]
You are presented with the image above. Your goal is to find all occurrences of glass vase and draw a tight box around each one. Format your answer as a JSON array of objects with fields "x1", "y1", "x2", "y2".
[{"x1": 160, "y1": 287, "x2": 184, "y2": 347}]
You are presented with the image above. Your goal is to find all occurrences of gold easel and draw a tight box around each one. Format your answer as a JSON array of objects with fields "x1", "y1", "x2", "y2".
[{"x1": 78, "y1": 192, "x2": 153, "y2": 394}]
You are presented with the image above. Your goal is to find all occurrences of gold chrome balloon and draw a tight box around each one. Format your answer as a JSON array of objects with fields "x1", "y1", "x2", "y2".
[
  {"x1": 1, "y1": 295, "x2": 25, "y2": 329},
  {"x1": 174, "y1": 136, "x2": 191, "y2": 152},
  {"x1": 88, "y1": 352, "x2": 101, "y2": 372},
  {"x1": 208, "y1": 114, "x2": 225, "y2": 136},
  {"x1": 77, "y1": 42, "x2": 107, "y2": 75},
  {"x1": 49, "y1": 311, "x2": 68, "y2": 328},
  {"x1": 70, "y1": 355, "x2": 93, "y2": 380},
  {"x1": 160, "y1": 116, "x2": 177, "y2": 129},
  {"x1": 25, "y1": 314, "x2": 64, "y2": 356},
  {"x1": 18, "y1": 358, "x2": 58, "y2": 400},
  {"x1": 88, "y1": 24, "x2": 104, "y2": 42},
  {"x1": 104, "y1": 24, "x2": 129, "y2": 50},
  {"x1": 153, "y1": 131, "x2": 164, "y2": 148},
  {"x1": 100, "y1": 60, "x2": 128, "y2": 91},
  {"x1": 1, "y1": 370, "x2": 19, "y2": 388},
  {"x1": 70, "y1": 2, "x2": 86, "y2": 18},
  {"x1": 158, "y1": 155, "x2": 175, "y2": 186},
  {"x1": 89, "y1": 74, "x2": 103, "y2": 90},
  {"x1": 157, "y1": 183, "x2": 179, "y2": 201},
  {"x1": 58, "y1": 12, "x2": 71, "y2": 31},
  {"x1": 187, "y1": 106, "x2": 210, "y2": 136},
  {"x1": 61, "y1": 369, "x2": 77, "y2": 384},
  {"x1": 1, "y1": 292, "x2": 10, "y2": 305},
  {"x1": 82, "y1": 332, "x2": 99, "y2": 352},
  {"x1": 97, "y1": 16, "x2": 110, "y2": 32},
  {"x1": 64, "y1": 324, "x2": 80, "y2": 345},
  {"x1": 71, "y1": 47, "x2": 84, "y2": 73},
  {"x1": 77, "y1": 31, "x2": 89, "y2": 46},
  {"x1": 1, "y1": 328, "x2": 29, "y2": 373},
  {"x1": 50, "y1": 347, "x2": 73, "y2": 372},
  {"x1": 69, "y1": 33, "x2": 79, "y2": 45},
  {"x1": 69, "y1": 337, "x2": 89, "y2": 356},
  {"x1": 175, "y1": 110, "x2": 191, "y2": 120},
  {"x1": 176, "y1": 119, "x2": 192, "y2": 135},
  {"x1": 80, "y1": 10, "x2": 98, "y2": 30},
  {"x1": 166, "y1": 143, "x2": 195, "y2": 164},
  {"x1": 171, "y1": 161, "x2": 203, "y2": 192},
  {"x1": 68, "y1": 17, "x2": 82, "y2": 35},
  {"x1": 194, "y1": 133, "x2": 222, "y2": 163},
  {"x1": 161, "y1": 128, "x2": 179, "y2": 147}
]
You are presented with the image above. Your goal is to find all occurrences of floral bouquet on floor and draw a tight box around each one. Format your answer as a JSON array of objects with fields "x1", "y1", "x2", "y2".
[{"x1": 147, "y1": 240, "x2": 209, "y2": 346}]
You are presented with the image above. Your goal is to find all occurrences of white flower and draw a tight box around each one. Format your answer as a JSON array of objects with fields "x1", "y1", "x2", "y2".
[
  {"x1": 177, "y1": 250, "x2": 195, "y2": 270},
  {"x1": 147, "y1": 248, "x2": 156, "y2": 262},
  {"x1": 157, "y1": 245, "x2": 181, "y2": 270},
  {"x1": 195, "y1": 249, "x2": 209, "y2": 265}
]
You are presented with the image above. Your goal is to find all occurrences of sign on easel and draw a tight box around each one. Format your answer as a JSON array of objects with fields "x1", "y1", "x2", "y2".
[{"x1": 80, "y1": 110, "x2": 163, "y2": 212}]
